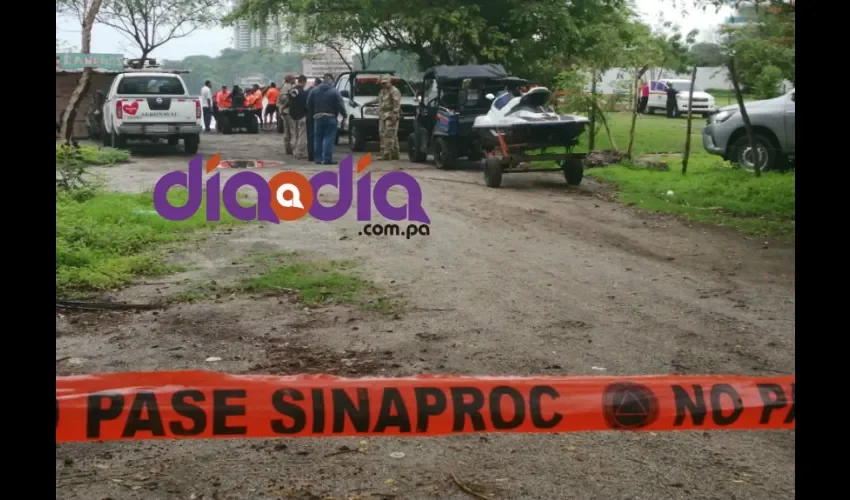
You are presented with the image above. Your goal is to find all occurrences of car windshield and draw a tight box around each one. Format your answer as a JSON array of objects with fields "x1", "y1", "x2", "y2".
[
  {"x1": 668, "y1": 81, "x2": 703, "y2": 92},
  {"x1": 117, "y1": 76, "x2": 186, "y2": 95},
  {"x1": 354, "y1": 77, "x2": 415, "y2": 97}
]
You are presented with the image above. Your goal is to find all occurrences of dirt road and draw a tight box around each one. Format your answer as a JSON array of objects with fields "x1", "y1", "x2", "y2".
[{"x1": 56, "y1": 131, "x2": 795, "y2": 499}]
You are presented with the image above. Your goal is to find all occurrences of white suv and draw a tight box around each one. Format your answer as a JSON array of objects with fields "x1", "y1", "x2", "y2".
[
  {"x1": 334, "y1": 71, "x2": 418, "y2": 151},
  {"x1": 646, "y1": 79, "x2": 717, "y2": 118}
]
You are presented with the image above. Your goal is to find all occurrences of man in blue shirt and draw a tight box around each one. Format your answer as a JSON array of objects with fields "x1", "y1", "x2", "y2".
[{"x1": 306, "y1": 73, "x2": 347, "y2": 165}]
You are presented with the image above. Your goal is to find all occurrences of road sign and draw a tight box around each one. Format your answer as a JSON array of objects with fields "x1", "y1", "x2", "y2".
[{"x1": 56, "y1": 53, "x2": 124, "y2": 71}]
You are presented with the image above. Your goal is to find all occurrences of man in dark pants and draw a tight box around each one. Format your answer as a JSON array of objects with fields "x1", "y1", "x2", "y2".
[
  {"x1": 665, "y1": 84, "x2": 679, "y2": 118},
  {"x1": 305, "y1": 78, "x2": 323, "y2": 162},
  {"x1": 306, "y1": 74, "x2": 347, "y2": 165}
]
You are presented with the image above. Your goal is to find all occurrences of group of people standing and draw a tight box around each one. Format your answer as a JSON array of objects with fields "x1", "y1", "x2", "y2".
[
  {"x1": 198, "y1": 71, "x2": 403, "y2": 165},
  {"x1": 636, "y1": 80, "x2": 680, "y2": 118}
]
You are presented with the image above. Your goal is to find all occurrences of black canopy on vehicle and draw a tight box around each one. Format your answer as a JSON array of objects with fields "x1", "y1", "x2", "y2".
[{"x1": 423, "y1": 64, "x2": 508, "y2": 83}]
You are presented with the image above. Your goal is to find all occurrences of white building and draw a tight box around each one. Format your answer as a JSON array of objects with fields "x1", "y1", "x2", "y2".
[{"x1": 231, "y1": 0, "x2": 286, "y2": 52}]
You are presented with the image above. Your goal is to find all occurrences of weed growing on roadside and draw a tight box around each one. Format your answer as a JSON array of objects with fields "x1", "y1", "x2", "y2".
[{"x1": 56, "y1": 190, "x2": 238, "y2": 296}]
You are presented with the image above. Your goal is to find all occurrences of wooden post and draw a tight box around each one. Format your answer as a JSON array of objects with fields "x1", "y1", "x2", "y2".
[
  {"x1": 626, "y1": 66, "x2": 648, "y2": 160},
  {"x1": 728, "y1": 57, "x2": 760, "y2": 176},
  {"x1": 682, "y1": 66, "x2": 698, "y2": 174},
  {"x1": 588, "y1": 69, "x2": 597, "y2": 151}
]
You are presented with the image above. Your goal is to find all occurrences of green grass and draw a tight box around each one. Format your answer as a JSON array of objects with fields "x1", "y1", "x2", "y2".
[
  {"x1": 590, "y1": 155, "x2": 795, "y2": 240},
  {"x1": 168, "y1": 253, "x2": 404, "y2": 313},
  {"x1": 56, "y1": 143, "x2": 130, "y2": 166},
  {"x1": 706, "y1": 89, "x2": 757, "y2": 106},
  {"x1": 528, "y1": 111, "x2": 795, "y2": 240},
  {"x1": 240, "y1": 260, "x2": 371, "y2": 306},
  {"x1": 56, "y1": 190, "x2": 238, "y2": 296},
  {"x1": 587, "y1": 113, "x2": 706, "y2": 155}
]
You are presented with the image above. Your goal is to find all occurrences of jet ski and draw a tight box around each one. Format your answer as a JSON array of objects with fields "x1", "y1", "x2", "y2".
[{"x1": 473, "y1": 86, "x2": 590, "y2": 151}]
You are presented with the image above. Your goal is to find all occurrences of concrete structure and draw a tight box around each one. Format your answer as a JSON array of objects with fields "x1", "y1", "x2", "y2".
[
  {"x1": 56, "y1": 68, "x2": 119, "y2": 139},
  {"x1": 302, "y1": 49, "x2": 353, "y2": 79}
]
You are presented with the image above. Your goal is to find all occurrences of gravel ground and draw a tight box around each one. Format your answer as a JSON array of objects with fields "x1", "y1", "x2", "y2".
[{"x1": 56, "y1": 130, "x2": 795, "y2": 500}]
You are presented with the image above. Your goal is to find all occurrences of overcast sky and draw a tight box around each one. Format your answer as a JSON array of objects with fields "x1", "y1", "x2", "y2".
[{"x1": 56, "y1": 0, "x2": 735, "y2": 61}]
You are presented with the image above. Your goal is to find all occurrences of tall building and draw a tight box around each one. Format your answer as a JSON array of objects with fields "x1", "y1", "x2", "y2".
[
  {"x1": 233, "y1": 20, "x2": 253, "y2": 50},
  {"x1": 230, "y1": 1, "x2": 286, "y2": 52}
]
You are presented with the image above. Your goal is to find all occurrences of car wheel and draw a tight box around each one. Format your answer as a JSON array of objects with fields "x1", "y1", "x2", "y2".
[
  {"x1": 483, "y1": 157, "x2": 503, "y2": 187},
  {"x1": 247, "y1": 117, "x2": 259, "y2": 134},
  {"x1": 731, "y1": 134, "x2": 777, "y2": 172},
  {"x1": 407, "y1": 133, "x2": 426, "y2": 163},
  {"x1": 562, "y1": 158, "x2": 584, "y2": 186},
  {"x1": 184, "y1": 134, "x2": 200, "y2": 155},
  {"x1": 111, "y1": 129, "x2": 127, "y2": 149},
  {"x1": 350, "y1": 122, "x2": 365, "y2": 151},
  {"x1": 433, "y1": 137, "x2": 457, "y2": 170},
  {"x1": 219, "y1": 115, "x2": 233, "y2": 135}
]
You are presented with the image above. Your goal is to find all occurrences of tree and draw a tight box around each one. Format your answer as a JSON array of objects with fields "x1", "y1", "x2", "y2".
[
  {"x1": 718, "y1": 3, "x2": 794, "y2": 93},
  {"x1": 284, "y1": 11, "x2": 385, "y2": 71},
  {"x1": 163, "y1": 48, "x2": 304, "y2": 91},
  {"x1": 56, "y1": 0, "x2": 105, "y2": 144},
  {"x1": 689, "y1": 42, "x2": 725, "y2": 66},
  {"x1": 227, "y1": 0, "x2": 631, "y2": 86},
  {"x1": 96, "y1": 0, "x2": 226, "y2": 60}
]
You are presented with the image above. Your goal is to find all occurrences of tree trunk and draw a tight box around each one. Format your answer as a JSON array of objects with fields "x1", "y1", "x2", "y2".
[
  {"x1": 59, "y1": 0, "x2": 104, "y2": 144},
  {"x1": 626, "y1": 66, "x2": 648, "y2": 160},
  {"x1": 728, "y1": 57, "x2": 760, "y2": 176},
  {"x1": 588, "y1": 69, "x2": 598, "y2": 151},
  {"x1": 681, "y1": 66, "x2": 698, "y2": 174}
]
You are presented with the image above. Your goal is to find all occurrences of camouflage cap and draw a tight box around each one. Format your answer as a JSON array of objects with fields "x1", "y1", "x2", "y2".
[{"x1": 379, "y1": 74, "x2": 392, "y2": 83}]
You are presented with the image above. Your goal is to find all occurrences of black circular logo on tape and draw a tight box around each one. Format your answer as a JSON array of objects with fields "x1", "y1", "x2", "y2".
[{"x1": 602, "y1": 382, "x2": 659, "y2": 430}]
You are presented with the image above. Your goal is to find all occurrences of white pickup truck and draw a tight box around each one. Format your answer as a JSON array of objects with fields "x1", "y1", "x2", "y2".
[{"x1": 101, "y1": 70, "x2": 203, "y2": 154}]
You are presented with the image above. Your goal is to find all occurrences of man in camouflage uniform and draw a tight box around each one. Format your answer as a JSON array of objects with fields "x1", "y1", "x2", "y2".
[
  {"x1": 377, "y1": 74, "x2": 401, "y2": 160},
  {"x1": 289, "y1": 76, "x2": 310, "y2": 159},
  {"x1": 278, "y1": 74, "x2": 296, "y2": 155}
]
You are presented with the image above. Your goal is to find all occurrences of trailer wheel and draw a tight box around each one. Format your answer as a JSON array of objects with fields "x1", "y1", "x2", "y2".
[
  {"x1": 407, "y1": 133, "x2": 427, "y2": 163},
  {"x1": 433, "y1": 137, "x2": 456, "y2": 170},
  {"x1": 483, "y1": 157, "x2": 503, "y2": 188},
  {"x1": 562, "y1": 158, "x2": 584, "y2": 186}
]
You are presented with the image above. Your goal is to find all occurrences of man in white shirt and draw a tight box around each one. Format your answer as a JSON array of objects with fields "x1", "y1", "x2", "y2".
[{"x1": 200, "y1": 80, "x2": 213, "y2": 132}]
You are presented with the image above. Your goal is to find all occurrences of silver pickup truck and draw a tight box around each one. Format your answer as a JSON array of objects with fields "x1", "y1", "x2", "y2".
[{"x1": 702, "y1": 89, "x2": 795, "y2": 171}]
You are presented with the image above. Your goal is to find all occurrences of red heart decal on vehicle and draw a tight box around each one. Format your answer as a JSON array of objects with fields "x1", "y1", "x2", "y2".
[{"x1": 123, "y1": 101, "x2": 139, "y2": 115}]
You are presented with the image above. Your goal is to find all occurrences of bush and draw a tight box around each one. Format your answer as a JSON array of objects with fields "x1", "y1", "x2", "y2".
[
  {"x1": 56, "y1": 144, "x2": 130, "y2": 201},
  {"x1": 55, "y1": 143, "x2": 130, "y2": 166},
  {"x1": 751, "y1": 65, "x2": 784, "y2": 100}
]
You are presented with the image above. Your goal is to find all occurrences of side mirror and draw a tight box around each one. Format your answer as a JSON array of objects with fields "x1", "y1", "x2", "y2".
[
  {"x1": 485, "y1": 93, "x2": 495, "y2": 101},
  {"x1": 340, "y1": 90, "x2": 350, "y2": 98},
  {"x1": 790, "y1": 93, "x2": 795, "y2": 102}
]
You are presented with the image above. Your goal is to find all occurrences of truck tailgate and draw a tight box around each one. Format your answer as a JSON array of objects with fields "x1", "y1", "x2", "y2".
[{"x1": 115, "y1": 95, "x2": 200, "y2": 124}]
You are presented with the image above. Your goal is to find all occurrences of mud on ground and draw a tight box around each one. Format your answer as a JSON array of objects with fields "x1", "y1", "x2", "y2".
[{"x1": 56, "y1": 132, "x2": 795, "y2": 500}]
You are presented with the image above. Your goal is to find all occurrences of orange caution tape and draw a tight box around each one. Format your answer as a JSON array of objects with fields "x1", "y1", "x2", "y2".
[{"x1": 56, "y1": 371, "x2": 794, "y2": 442}]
